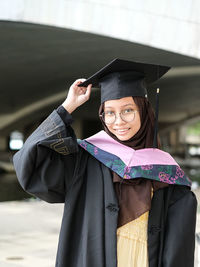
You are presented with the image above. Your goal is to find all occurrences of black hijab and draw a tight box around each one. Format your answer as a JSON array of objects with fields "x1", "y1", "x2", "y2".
[{"x1": 99, "y1": 96, "x2": 167, "y2": 227}]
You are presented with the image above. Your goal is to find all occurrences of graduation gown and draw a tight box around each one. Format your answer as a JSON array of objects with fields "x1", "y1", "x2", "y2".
[{"x1": 13, "y1": 109, "x2": 197, "y2": 267}]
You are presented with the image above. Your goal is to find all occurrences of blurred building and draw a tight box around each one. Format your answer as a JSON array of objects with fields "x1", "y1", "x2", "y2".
[{"x1": 0, "y1": 0, "x2": 200, "y2": 176}]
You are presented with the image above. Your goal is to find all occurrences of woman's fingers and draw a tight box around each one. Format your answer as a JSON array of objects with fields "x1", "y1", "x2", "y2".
[
  {"x1": 71, "y1": 79, "x2": 87, "y2": 95},
  {"x1": 78, "y1": 83, "x2": 92, "y2": 99},
  {"x1": 73, "y1": 79, "x2": 92, "y2": 98},
  {"x1": 73, "y1": 79, "x2": 86, "y2": 87}
]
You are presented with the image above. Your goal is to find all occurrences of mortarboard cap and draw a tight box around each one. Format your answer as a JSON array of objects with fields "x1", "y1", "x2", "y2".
[{"x1": 78, "y1": 58, "x2": 171, "y2": 103}]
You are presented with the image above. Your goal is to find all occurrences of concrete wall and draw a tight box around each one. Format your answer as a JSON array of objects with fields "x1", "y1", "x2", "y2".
[{"x1": 0, "y1": 0, "x2": 200, "y2": 58}]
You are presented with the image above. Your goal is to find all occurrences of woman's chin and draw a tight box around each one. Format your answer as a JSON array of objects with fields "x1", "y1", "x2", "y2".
[
  {"x1": 112, "y1": 128, "x2": 139, "y2": 141},
  {"x1": 114, "y1": 133, "x2": 132, "y2": 141}
]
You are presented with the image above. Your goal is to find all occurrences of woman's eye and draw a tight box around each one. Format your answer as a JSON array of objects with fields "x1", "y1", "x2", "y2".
[
  {"x1": 105, "y1": 111, "x2": 114, "y2": 116},
  {"x1": 123, "y1": 108, "x2": 134, "y2": 114}
]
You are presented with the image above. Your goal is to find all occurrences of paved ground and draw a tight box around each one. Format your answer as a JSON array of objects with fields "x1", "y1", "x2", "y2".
[
  {"x1": 0, "y1": 190, "x2": 200, "y2": 267},
  {"x1": 0, "y1": 200, "x2": 64, "y2": 267}
]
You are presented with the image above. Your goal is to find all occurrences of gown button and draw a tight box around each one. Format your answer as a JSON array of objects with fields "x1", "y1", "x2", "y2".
[{"x1": 106, "y1": 203, "x2": 119, "y2": 212}]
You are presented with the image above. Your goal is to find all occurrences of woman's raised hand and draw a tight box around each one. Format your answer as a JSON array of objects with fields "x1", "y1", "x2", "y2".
[{"x1": 62, "y1": 79, "x2": 92, "y2": 113}]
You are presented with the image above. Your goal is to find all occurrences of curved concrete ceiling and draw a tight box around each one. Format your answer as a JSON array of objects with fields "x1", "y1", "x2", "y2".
[{"x1": 1, "y1": 21, "x2": 200, "y2": 133}]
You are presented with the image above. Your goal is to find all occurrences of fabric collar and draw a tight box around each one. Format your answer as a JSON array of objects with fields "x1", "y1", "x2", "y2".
[{"x1": 77, "y1": 131, "x2": 191, "y2": 187}]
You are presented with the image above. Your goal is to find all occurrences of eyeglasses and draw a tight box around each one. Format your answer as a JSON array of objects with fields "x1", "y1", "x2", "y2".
[{"x1": 99, "y1": 109, "x2": 137, "y2": 125}]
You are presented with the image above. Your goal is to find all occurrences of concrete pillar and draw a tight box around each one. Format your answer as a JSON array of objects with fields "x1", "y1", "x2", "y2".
[
  {"x1": 73, "y1": 119, "x2": 83, "y2": 139},
  {"x1": 0, "y1": 136, "x2": 7, "y2": 151},
  {"x1": 179, "y1": 125, "x2": 187, "y2": 144},
  {"x1": 169, "y1": 129, "x2": 177, "y2": 147}
]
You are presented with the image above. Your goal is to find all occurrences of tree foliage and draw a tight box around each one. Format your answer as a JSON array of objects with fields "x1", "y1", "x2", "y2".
[{"x1": 187, "y1": 121, "x2": 200, "y2": 135}]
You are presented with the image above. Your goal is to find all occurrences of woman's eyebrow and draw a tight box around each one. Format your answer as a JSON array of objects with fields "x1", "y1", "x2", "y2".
[
  {"x1": 121, "y1": 104, "x2": 135, "y2": 107},
  {"x1": 105, "y1": 104, "x2": 135, "y2": 109}
]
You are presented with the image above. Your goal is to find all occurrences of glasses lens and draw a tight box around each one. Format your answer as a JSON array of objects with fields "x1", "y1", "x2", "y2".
[
  {"x1": 102, "y1": 112, "x2": 115, "y2": 124},
  {"x1": 121, "y1": 110, "x2": 135, "y2": 122}
]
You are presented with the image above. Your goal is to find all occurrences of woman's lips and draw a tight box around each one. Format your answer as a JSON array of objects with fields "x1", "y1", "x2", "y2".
[{"x1": 114, "y1": 128, "x2": 130, "y2": 135}]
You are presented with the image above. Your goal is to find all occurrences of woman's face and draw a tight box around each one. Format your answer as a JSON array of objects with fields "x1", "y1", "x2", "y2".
[{"x1": 104, "y1": 97, "x2": 141, "y2": 141}]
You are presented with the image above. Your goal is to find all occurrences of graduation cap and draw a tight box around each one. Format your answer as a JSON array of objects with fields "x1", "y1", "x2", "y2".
[
  {"x1": 78, "y1": 58, "x2": 171, "y2": 148},
  {"x1": 78, "y1": 58, "x2": 170, "y2": 103}
]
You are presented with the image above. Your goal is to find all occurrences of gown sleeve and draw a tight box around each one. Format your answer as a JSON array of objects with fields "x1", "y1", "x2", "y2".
[
  {"x1": 162, "y1": 189, "x2": 197, "y2": 267},
  {"x1": 13, "y1": 108, "x2": 79, "y2": 203}
]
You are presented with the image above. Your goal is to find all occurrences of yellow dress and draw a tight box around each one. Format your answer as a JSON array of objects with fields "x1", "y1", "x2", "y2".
[
  {"x1": 117, "y1": 211, "x2": 149, "y2": 267},
  {"x1": 117, "y1": 188, "x2": 153, "y2": 267}
]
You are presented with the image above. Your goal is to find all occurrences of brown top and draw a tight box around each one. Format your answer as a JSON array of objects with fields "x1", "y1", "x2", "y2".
[{"x1": 113, "y1": 174, "x2": 168, "y2": 227}]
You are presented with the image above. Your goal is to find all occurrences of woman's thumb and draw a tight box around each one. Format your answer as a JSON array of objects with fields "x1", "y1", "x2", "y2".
[{"x1": 85, "y1": 84, "x2": 92, "y2": 99}]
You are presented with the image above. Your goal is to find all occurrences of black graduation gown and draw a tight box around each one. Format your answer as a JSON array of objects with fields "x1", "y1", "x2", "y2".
[{"x1": 13, "y1": 109, "x2": 197, "y2": 267}]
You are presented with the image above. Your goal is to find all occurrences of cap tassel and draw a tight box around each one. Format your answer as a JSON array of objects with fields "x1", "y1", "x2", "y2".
[{"x1": 153, "y1": 88, "x2": 160, "y2": 148}]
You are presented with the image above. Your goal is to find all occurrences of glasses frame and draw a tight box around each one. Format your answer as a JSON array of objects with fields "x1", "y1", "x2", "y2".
[{"x1": 99, "y1": 110, "x2": 137, "y2": 125}]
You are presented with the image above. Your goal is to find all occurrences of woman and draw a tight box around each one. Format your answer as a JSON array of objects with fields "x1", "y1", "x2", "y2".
[{"x1": 13, "y1": 58, "x2": 197, "y2": 267}]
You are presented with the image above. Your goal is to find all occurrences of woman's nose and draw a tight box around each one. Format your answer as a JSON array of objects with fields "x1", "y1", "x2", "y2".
[{"x1": 114, "y1": 113, "x2": 125, "y2": 125}]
